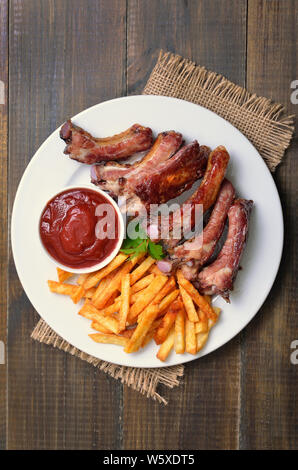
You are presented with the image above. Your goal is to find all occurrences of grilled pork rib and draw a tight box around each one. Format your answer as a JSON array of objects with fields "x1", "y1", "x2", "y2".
[
  {"x1": 60, "y1": 120, "x2": 153, "y2": 163},
  {"x1": 149, "y1": 145, "x2": 230, "y2": 248},
  {"x1": 91, "y1": 130, "x2": 183, "y2": 197},
  {"x1": 173, "y1": 179, "x2": 235, "y2": 280},
  {"x1": 196, "y1": 198, "x2": 253, "y2": 301}
]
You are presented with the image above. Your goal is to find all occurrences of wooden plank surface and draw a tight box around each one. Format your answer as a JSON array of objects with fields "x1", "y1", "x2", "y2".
[
  {"x1": 4, "y1": 0, "x2": 298, "y2": 450},
  {"x1": 7, "y1": 0, "x2": 126, "y2": 449},
  {"x1": 0, "y1": 0, "x2": 8, "y2": 451},
  {"x1": 240, "y1": 0, "x2": 298, "y2": 450},
  {"x1": 124, "y1": 0, "x2": 247, "y2": 450}
]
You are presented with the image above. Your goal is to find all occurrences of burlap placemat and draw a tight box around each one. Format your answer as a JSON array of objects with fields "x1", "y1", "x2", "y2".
[{"x1": 31, "y1": 50, "x2": 294, "y2": 405}]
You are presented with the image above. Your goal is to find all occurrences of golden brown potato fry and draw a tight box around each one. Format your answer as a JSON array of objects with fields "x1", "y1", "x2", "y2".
[
  {"x1": 77, "y1": 273, "x2": 90, "y2": 286},
  {"x1": 93, "y1": 255, "x2": 143, "y2": 309},
  {"x1": 48, "y1": 280, "x2": 77, "y2": 296},
  {"x1": 104, "y1": 291, "x2": 119, "y2": 307},
  {"x1": 157, "y1": 289, "x2": 180, "y2": 316},
  {"x1": 185, "y1": 319, "x2": 197, "y2": 355},
  {"x1": 196, "y1": 332, "x2": 209, "y2": 352},
  {"x1": 196, "y1": 306, "x2": 221, "y2": 352},
  {"x1": 118, "y1": 274, "x2": 131, "y2": 332},
  {"x1": 130, "y1": 256, "x2": 156, "y2": 285},
  {"x1": 89, "y1": 333, "x2": 129, "y2": 347},
  {"x1": 91, "y1": 321, "x2": 112, "y2": 334},
  {"x1": 174, "y1": 299, "x2": 185, "y2": 354},
  {"x1": 56, "y1": 267, "x2": 73, "y2": 283},
  {"x1": 179, "y1": 285, "x2": 199, "y2": 322},
  {"x1": 92, "y1": 272, "x2": 115, "y2": 305},
  {"x1": 149, "y1": 265, "x2": 164, "y2": 276},
  {"x1": 131, "y1": 274, "x2": 155, "y2": 293},
  {"x1": 140, "y1": 319, "x2": 162, "y2": 348},
  {"x1": 84, "y1": 287, "x2": 96, "y2": 299},
  {"x1": 79, "y1": 301, "x2": 119, "y2": 333},
  {"x1": 120, "y1": 327, "x2": 136, "y2": 339},
  {"x1": 152, "y1": 276, "x2": 176, "y2": 304},
  {"x1": 156, "y1": 326, "x2": 175, "y2": 361},
  {"x1": 141, "y1": 329, "x2": 156, "y2": 348},
  {"x1": 177, "y1": 270, "x2": 217, "y2": 321},
  {"x1": 137, "y1": 276, "x2": 176, "y2": 323},
  {"x1": 195, "y1": 320, "x2": 208, "y2": 334},
  {"x1": 128, "y1": 275, "x2": 168, "y2": 323},
  {"x1": 154, "y1": 307, "x2": 177, "y2": 345},
  {"x1": 125, "y1": 305, "x2": 159, "y2": 353},
  {"x1": 84, "y1": 253, "x2": 129, "y2": 289},
  {"x1": 71, "y1": 285, "x2": 85, "y2": 304}
]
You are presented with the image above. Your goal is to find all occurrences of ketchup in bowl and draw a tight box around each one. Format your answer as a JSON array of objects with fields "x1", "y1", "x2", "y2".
[{"x1": 39, "y1": 187, "x2": 121, "y2": 269}]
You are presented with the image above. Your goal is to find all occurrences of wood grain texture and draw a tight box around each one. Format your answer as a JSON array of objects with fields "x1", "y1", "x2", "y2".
[
  {"x1": 123, "y1": 0, "x2": 247, "y2": 450},
  {"x1": 7, "y1": 0, "x2": 126, "y2": 449},
  {"x1": 4, "y1": 0, "x2": 297, "y2": 450},
  {"x1": 241, "y1": 0, "x2": 298, "y2": 450},
  {"x1": 0, "y1": 0, "x2": 8, "y2": 451}
]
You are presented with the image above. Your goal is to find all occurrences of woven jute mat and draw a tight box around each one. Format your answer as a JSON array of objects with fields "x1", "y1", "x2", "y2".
[{"x1": 31, "y1": 50, "x2": 295, "y2": 405}]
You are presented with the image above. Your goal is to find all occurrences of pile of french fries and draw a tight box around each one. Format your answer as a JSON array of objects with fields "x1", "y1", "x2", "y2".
[{"x1": 47, "y1": 253, "x2": 220, "y2": 362}]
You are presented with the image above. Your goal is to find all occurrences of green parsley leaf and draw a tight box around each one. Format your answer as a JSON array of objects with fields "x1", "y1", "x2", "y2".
[
  {"x1": 120, "y1": 222, "x2": 165, "y2": 260},
  {"x1": 148, "y1": 240, "x2": 165, "y2": 260}
]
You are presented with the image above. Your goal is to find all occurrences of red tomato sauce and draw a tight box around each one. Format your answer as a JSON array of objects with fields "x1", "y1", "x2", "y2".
[{"x1": 39, "y1": 188, "x2": 119, "y2": 268}]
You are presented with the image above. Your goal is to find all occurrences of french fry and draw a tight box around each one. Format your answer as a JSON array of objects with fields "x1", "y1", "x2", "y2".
[
  {"x1": 92, "y1": 272, "x2": 115, "y2": 305},
  {"x1": 179, "y1": 285, "x2": 199, "y2": 322},
  {"x1": 91, "y1": 321, "x2": 112, "y2": 334},
  {"x1": 131, "y1": 274, "x2": 155, "y2": 293},
  {"x1": 174, "y1": 299, "x2": 185, "y2": 354},
  {"x1": 77, "y1": 273, "x2": 90, "y2": 286},
  {"x1": 89, "y1": 333, "x2": 129, "y2": 347},
  {"x1": 104, "y1": 291, "x2": 119, "y2": 307},
  {"x1": 185, "y1": 319, "x2": 197, "y2": 355},
  {"x1": 196, "y1": 307, "x2": 221, "y2": 352},
  {"x1": 56, "y1": 267, "x2": 73, "y2": 283},
  {"x1": 149, "y1": 264, "x2": 164, "y2": 276},
  {"x1": 157, "y1": 289, "x2": 180, "y2": 316},
  {"x1": 92, "y1": 255, "x2": 143, "y2": 309},
  {"x1": 195, "y1": 306, "x2": 220, "y2": 333},
  {"x1": 47, "y1": 280, "x2": 77, "y2": 296},
  {"x1": 195, "y1": 320, "x2": 208, "y2": 334},
  {"x1": 137, "y1": 276, "x2": 176, "y2": 322},
  {"x1": 71, "y1": 285, "x2": 85, "y2": 304},
  {"x1": 154, "y1": 307, "x2": 177, "y2": 345},
  {"x1": 140, "y1": 318, "x2": 163, "y2": 347},
  {"x1": 79, "y1": 301, "x2": 119, "y2": 333},
  {"x1": 196, "y1": 332, "x2": 209, "y2": 352},
  {"x1": 130, "y1": 256, "x2": 156, "y2": 284},
  {"x1": 120, "y1": 327, "x2": 136, "y2": 339},
  {"x1": 49, "y1": 255, "x2": 222, "y2": 361},
  {"x1": 125, "y1": 305, "x2": 159, "y2": 353},
  {"x1": 152, "y1": 276, "x2": 176, "y2": 304},
  {"x1": 83, "y1": 253, "x2": 129, "y2": 289},
  {"x1": 156, "y1": 327, "x2": 175, "y2": 361},
  {"x1": 84, "y1": 287, "x2": 96, "y2": 299},
  {"x1": 118, "y1": 274, "x2": 131, "y2": 332},
  {"x1": 141, "y1": 330, "x2": 156, "y2": 348},
  {"x1": 128, "y1": 275, "x2": 168, "y2": 323},
  {"x1": 177, "y1": 270, "x2": 217, "y2": 321}
]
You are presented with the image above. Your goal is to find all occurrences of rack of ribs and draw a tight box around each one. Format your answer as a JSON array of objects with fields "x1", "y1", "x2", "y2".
[{"x1": 91, "y1": 133, "x2": 208, "y2": 214}]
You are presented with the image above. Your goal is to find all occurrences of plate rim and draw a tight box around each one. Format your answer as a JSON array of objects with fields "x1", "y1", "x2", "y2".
[{"x1": 11, "y1": 94, "x2": 284, "y2": 368}]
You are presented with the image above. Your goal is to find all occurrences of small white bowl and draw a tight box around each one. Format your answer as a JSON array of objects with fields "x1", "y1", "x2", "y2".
[{"x1": 38, "y1": 184, "x2": 124, "y2": 274}]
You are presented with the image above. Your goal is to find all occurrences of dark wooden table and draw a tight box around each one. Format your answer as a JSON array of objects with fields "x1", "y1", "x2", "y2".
[{"x1": 0, "y1": 0, "x2": 297, "y2": 450}]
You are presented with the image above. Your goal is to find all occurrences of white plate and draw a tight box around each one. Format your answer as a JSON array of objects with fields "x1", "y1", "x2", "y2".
[{"x1": 11, "y1": 95, "x2": 283, "y2": 368}]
